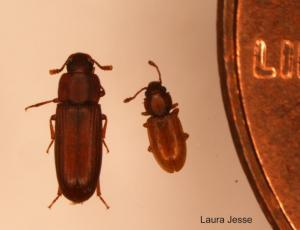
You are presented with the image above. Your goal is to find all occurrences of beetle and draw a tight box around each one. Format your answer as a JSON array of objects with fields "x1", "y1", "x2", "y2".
[
  {"x1": 25, "y1": 53, "x2": 112, "y2": 209},
  {"x1": 124, "y1": 60, "x2": 189, "y2": 173}
]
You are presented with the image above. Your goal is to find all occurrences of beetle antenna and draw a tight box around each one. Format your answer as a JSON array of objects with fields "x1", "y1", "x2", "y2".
[
  {"x1": 49, "y1": 60, "x2": 68, "y2": 75},
  {"x1": 148, "y1": 60, "x2": 162, "y2": 83},
  {"x1": 93, "y1": 59, "x2": 113, "y2": 71},
  {"x1": 123, "y1": 87, "x2": 147, "y2": 103}
]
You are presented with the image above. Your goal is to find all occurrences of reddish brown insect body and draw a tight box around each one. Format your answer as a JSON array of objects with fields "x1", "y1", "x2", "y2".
[
  {"x1": 124, "y1": 61, "x2": 188, "y2": 173},
  {"x1": 25, "y1": 53, "x2": 112, "y2": 208}
]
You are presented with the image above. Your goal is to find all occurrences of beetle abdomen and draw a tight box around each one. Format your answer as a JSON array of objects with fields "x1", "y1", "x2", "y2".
[
  {"x1": 146, "y1": 111, "x2": 187, "y2": 173},
  {"x1": 55, "y1": 104, "x2": 102, "y2": 202}
]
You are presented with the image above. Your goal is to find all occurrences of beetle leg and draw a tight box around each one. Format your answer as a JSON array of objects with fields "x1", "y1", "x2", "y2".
[
  {"x1": 171, "y1": 108, "x2": 179, "y2": 115},
  {"x1": 46, "y1": 114, "x2": 56, "y2": 154},
  {"x1": 184, "y1": 133, "x2": 189, "y2": 140},
  {"x1": 101, "y1": 114, "x2": 108, "y2": 138},
  {"x1": 48, "y1": 187, "x2": 62, "y2": 209},
  {"x1": 96, "y1": 181, "x2": 110, "y2": 209},
  {"x1": 171, "y1": 103, "x2": 178, "y2": 109},
  {"x1": 148, "y1": 146, "x2": 152, "y2": 152},
  {"x1": 25, "y1": 98, "x2": 59, "y2": 111},
  {"x1": 143, "y1": 122, "x2": 148, "y2": 128},
  {"x1": 141, "y1": 111, "x2": 150, "y2": 116},
  {"x1": 101, "y1": 114, "x2": 109, "y2": 153},
  {"x1": 102, "y1": 140, "x2": 109, "y2": 153}
]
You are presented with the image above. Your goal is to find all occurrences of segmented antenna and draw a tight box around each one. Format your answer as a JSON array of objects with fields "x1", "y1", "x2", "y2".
[
  {"x1": 148, "y1": 60, "x2": 162, "y2": 83},
  {"x1": 49, "y1": 59, "x2": 68, "y2": 75},
  {"x1": 93, "y1": 59, "x2": 113, "y2": 71},
  {"x1": 124, "y1": 60, "x2": 163, "y2": 103},
  {"x1": 49, "y1": 55, "x2": 113, "y2": 75},
  {"x1": 123, "y1": 87, "x2": 147, "y2": 103}
]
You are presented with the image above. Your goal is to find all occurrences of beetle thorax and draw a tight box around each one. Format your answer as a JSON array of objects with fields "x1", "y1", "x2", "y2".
[
  {"x1": 144, "y1": 91, "x2": 172, "y2": 117},
  {"x1": 150, "y1": 93, "x2": 167, "y2": 116},
  {"x1": 69, "y1": 73, "x2": 90, "y2": 104},
  {"x1": 143, "y1": 82, "x2": 173, "y2": 117}
]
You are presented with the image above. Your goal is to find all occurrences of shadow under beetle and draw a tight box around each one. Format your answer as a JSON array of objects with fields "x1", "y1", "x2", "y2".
[
  {"x1": 26, "y1": 53, "x2": 112, "y2": 209},
  {"x1": 124, "y1": 60, "x2": 189, "y2": 173}
]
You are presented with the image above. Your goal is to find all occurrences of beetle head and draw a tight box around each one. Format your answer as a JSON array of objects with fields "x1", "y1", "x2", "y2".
[
  {"x1": 49, "y1": 52, "x2": 112, "y2": 75},
  {"x1": 124, "y1": 60, "x2": 164, "y2": 103},
  {"x1": 145, "y1": 81, "x2": 166, "y2": 97},
  {"x1": 144, "y1": 81, "x2": 172, "y2": 117},
  {"x1": 66, "y1": 53, "x2": 94, "y2": 73},
  {"x1": 123, "y1": 60, "x2": 173, "y2": 116}
]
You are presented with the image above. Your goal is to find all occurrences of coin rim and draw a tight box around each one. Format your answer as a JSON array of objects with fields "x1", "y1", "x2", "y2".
[{"x1": 217, "y1": 0, "x2": 293, "y2": 229}]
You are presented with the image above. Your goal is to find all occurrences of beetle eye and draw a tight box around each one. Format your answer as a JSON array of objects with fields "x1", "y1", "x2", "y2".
[{"x1": 68, "y1": 57, "x2": 73, "y2": 63}]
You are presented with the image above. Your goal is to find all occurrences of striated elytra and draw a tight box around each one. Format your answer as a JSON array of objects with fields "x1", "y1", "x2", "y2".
[
  {"x1": 25, "y1": 53, "x2": 112, "y2": 209},
  {"x1": 124, "y1": 60, "x2": 189, "y2": 173}
]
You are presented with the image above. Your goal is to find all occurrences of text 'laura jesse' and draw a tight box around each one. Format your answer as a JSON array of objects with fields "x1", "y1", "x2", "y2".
[{"x1": 200, "y1": 216, "x2": 253, "y2": 224}]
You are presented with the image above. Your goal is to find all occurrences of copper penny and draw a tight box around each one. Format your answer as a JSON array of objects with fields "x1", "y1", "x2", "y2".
[{"x1": 218, "y1": 0, "x2": 300, "y2": 229}]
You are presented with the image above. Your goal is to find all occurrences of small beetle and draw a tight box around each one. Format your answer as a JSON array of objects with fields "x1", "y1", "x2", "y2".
[
  {"x1": 124, "y1": 60, "x2": 189, "y2": 173},
  {"x1": 25, "y1": 53, "x2": 112, "y2": 209}
]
